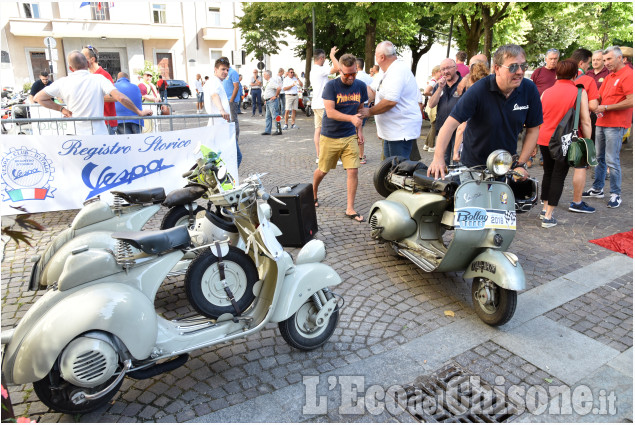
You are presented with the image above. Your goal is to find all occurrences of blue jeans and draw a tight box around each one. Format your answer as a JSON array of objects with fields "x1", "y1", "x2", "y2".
[
  {"x1": 264, "y1": 98, "x2": 279, "y2": 133},
  {"x1": 117, "y1": 123, "x2": 141, "y2": 134},
  {"x1": 251, "y1": 89, "x2": 262, "y2": 114},
  {"x1": 107, "y1": 125, "x2": 117, "y2": 135},
  {"x1": 592, "y1": 126, "x2": 626, "y2": 195},
  {"x1": 160, "y1": 90, "x2": 167, "y2": 103},
  {"x1": 279, "y1": 93, "x2": 285, "y2": 115},
  {"x1": 383, "y1": 139, "x2": 414, "y2": 159}
]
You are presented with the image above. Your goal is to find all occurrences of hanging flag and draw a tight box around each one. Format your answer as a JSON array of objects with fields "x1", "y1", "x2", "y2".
[
  {"x1": 79, "y1": 1, "x2": 90, "y2": 7},
  {"x1": 110, "y1": 2, "x2": 115, "y2": 7},
  {"x1": 97, "y1": 2, "x2": 102, "y2": 11}
]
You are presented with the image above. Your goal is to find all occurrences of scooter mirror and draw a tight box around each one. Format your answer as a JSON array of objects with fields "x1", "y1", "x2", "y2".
[{"x1": 217, "y1": 165, "x2": 227, "y2": 181}]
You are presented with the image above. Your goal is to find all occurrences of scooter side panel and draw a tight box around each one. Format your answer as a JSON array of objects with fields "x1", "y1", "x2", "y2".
[
  {"x1": 4, "y1": 283, "x2": 157, "y2": 385},
  {"x1": 75, "y1": 205, "x2": 161, "y2": 233},
  {"x1": 463, "y1": 248, "x2": 526, "y2": 290},
  {"x1": 269, "y1": 263, "x2": 342, "y2": 323}
]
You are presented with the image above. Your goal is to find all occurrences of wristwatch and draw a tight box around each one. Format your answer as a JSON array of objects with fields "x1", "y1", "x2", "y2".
[{"x1": 515, "y1": 162, "x2": 528, "y2": 170}]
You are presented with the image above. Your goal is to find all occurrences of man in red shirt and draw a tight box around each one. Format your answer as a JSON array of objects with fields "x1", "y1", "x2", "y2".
[
  {"x1": 82, "y1": 45, "x2": 117, "y2": 134},
  {"x1": 589, "y1": 50, "x2": 610, "y2": 89},
  {"x1": 531, "y1": 48, "x2": 559, "y2": 96},
  {"x1": 583, "y1": 46, "x2": 633, "y2": 209}
]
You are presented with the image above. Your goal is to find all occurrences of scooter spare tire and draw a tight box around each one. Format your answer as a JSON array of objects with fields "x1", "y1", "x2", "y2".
[
  {"x1": 305, "y1": 105, "x2": 313, "y2": 117},
  {"x1": 471, "y1": 277, "x2": 517, "y2": 326},
  {"x1": 279, "y1": 290, "x2": 339, "y2": 350},
  {"x1": 33, "y1": 364, "x2": 123, "y2": 414},
  {"x1": 374, "y1": 156, "x2": 407, "y2": 198},
  {"x1": 185, "y1": 246, "x2": 258, "y2": 319},
  {"x1": 160, "y1": 205, "x2": 205, "y2": 229}
]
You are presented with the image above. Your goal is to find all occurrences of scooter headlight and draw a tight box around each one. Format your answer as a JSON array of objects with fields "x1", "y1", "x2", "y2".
[{"x1": 486, "y1": 150, "x2": 513, "y2": 176}]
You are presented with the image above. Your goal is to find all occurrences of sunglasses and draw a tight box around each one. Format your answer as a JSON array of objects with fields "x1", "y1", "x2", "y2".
[
  {"x1": 84, "y1": 45, "x2": 97, "y2": 58},
  {"x1": 218, "y1": 58, "x2": 230, "y2": 65},
  {"x1": 342, "y1": 72, "x2": 357, "y2": 78},
  {"x1": 500, "y1": 63, "x2": 528, "y2": 73}
]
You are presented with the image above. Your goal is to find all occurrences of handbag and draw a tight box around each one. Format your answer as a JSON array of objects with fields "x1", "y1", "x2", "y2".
[{"x1": 548, "y1": 86, "x2": 583, "y2": 162}]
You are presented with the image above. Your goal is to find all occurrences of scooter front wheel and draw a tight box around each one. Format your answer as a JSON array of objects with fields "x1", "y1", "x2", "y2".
[
  {"x1": 33, "y1": 364, "x2": 123, "y2": 414},
  {"x1": 279, "y1": 290, "x2": 339, "y2": 350},
  {"x1": 185, "y1": 247, "x2": 258, "y2": 319},
  {"x1": 471, "y1": 278, "x2": 517, "y2": 326},
  {"x1": 160, "y1": 205, "x2": 205, "y2": 229}
]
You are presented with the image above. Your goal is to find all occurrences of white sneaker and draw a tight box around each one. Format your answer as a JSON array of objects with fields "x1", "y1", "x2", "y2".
[
  {"x1": 421, "y1": 146, "x2": 428, "y2": 151},
  {"x1": 428, "y1": 147, "x2": 435, "y2": 153},
  {"x1": 337, "y1": 160, "x2": 343, "y2": 165},
  {"x1": 315, "y1": 157, "x2": 319, "y2": 164}
]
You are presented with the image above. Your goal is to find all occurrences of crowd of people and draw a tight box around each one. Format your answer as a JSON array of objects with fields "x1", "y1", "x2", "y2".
[{"x1": 29, "y1": 42, "x2": 632, "y2": 227}]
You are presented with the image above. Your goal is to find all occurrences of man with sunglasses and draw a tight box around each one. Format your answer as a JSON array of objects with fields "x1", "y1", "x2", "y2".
[
  {"x1": 312, "y1": 54, "x2": 368, "y2": 222},
  {"x1": 81, "y1": 45, "x2": 118, "y2": 135},
  {"x1": 428, "y1": 44, "x2": 542, "y2": 179},
  {"x1": 282, "y1": 68, "x2": 303, "y2": 130}
]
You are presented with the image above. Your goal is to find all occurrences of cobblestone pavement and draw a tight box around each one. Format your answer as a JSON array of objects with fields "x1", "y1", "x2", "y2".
[{"x1": 2, "y1": 99, "x2": 632, "y2": 422}]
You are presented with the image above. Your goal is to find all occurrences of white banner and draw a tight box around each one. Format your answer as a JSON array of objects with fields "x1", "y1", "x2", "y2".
[{"x1": 1, "y1": 123, "x2": 237, "y2": 216}]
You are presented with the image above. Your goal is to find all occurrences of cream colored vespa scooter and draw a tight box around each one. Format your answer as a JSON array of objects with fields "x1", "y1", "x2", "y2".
[{"x1": 1, "y1": 174, "x2": 342, "y2": 414}]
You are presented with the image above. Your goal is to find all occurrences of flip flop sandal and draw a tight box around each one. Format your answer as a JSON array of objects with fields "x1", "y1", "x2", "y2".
[{"x1": 345, "y1": 213, "x2": 364, "y2": 222}]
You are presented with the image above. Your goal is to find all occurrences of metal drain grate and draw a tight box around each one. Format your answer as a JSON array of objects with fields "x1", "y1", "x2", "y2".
[{"x1": 397, "y1": 363, "x2": 518, "y2": 423}]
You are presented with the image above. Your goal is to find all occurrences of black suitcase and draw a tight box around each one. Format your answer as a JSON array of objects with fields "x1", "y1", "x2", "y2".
[{"x1": 268, "y1": 183, "x2": 318, "y2": 247}]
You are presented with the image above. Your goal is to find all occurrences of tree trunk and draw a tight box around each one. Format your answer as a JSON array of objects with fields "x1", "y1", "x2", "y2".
[
  {"x1": 460, "y1": 14, "x2": 483, "y2": 60},
  {"x1": 364, "y1": 17, "x2": 377, "y2": 73},
  {"x1": 305, "y1": 20, "x2": 313, "y2": 88},
  {"x1": 482, "y1": 3, "x2": 509, "y2": 62},
  {"x1": 410, "y1": 35, "x2": 434, "y2": 75}
]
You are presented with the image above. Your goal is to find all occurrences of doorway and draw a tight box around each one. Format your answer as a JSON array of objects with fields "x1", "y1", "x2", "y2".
[{"x1": 156, "y1": 53, "x2": 173, "y2": 79}]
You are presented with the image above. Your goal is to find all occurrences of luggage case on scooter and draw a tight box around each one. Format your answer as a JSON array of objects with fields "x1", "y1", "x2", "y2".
[{"x1": 268, "y1": 183, "x2": 318, "y2": 247}]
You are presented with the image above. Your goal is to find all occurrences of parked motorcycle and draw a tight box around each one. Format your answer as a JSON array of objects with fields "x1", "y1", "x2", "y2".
[
  {"x1": 302, "y1": 88, "x2": 313, "y2": 117},
  {"x1": 29, "y1": 148, "x2": 238, "y2": 290},
  {"x1": 369, "y1": 150, "x2": 537, "y2": 326},
  {"x1": 2, "y1": 174, "x2": 343, "y2": 414}
]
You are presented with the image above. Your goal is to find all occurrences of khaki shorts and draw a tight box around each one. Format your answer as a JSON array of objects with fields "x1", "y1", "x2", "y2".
[
  {"x1": 313, "y1": 108, "x2": 324, "y2": 128},
  {"x1": 285, "y1": 94, "x2": 298, "y2": 111},
  {"x1": 318, "y1": 134, "x2": 360, "y2": 172}
]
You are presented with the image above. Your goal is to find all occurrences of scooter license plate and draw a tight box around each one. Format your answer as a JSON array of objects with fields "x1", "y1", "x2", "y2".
[{"x1": 454, "y1": 207, "x2": 516, "y2": 230}]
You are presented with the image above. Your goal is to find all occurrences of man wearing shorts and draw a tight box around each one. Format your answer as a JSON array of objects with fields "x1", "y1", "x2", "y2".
[
  {"x1": 312, "y1": 54, "x2": 368, "y2": 222},
  {"x1": 282, "y1": 68, "x2": 303, "y2": 129}
]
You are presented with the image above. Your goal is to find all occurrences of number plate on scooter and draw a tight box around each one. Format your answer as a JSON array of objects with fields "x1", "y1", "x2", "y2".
[{"x1": 454, "y1": 207, "x2": 516, "y2": 230}]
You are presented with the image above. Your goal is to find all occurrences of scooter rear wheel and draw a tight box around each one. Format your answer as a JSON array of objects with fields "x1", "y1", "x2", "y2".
[
  {"x1": 33, "y1": 364, "x2": 123, "y2": 414},
  {"x1": 279, "y1": 290, "x2": 339, "y2": 350},
  {"x1": 185, "y1": 247, "x2": 258, "y2": 319},
  {"x1": 374, "y1": 156, "x2": 406, "y2": 198},
  {"x1": 160, "y1": 205, "x2": 205, "y2": 229},
  {"x1": 471, "y1": 278, "x2": 517, "y2": 326},
  {"x1": 305, "y1": 105, "x2": 313, "y2": 117}
]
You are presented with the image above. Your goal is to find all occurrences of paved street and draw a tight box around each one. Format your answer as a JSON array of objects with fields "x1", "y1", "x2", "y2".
[{"x1": 2, "y1": 98, "x2": 632, "y2": 423}]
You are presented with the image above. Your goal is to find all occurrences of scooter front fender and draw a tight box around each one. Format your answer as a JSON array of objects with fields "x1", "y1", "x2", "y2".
[
  {"x1": 463, "y1": 249, "x2": 526, "y2": 291},
  {"x1": 269, "y1": 263, "x2": 342, "y2": 323},
  {"x1": 3, "y1": 283, "x2": 156, "y2": 385}
]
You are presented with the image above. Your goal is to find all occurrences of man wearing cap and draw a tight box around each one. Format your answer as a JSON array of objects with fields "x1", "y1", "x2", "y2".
[{"x1": 138, "y1": 71, "x2": 159, "y2": 133}]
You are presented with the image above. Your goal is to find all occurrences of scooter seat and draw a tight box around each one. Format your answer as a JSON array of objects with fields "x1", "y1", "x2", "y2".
[
  {"x1": 111, "y1": 187, "x2": 166, "y2": 205},
  {"x1": 163, "y1": 185, "x2": 207, "y2": 207},
  {"x1": 112, "y1": 226, "x2": 191, "y2": 254},
  {"x1": 413, "y1": 170, "x2": 459, "y2": 195}
]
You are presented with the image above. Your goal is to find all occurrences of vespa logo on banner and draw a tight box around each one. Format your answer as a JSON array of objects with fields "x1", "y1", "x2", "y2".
[
  {"x1": 454, "y1": 207, "x2": 488, "y2": 230},
  {"x1": 1, "y1": 146, "x2": 56, "y2": 202}
]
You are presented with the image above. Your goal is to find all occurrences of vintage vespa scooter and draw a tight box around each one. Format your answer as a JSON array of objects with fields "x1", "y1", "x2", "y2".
[
  {"x1": 369, "y1": 150, "x2": 537, "y2": 326},
  {"x1": 29, "y1": 148, "x2": 239, "y2": 290},
  {"x1": 1, "y1": 174, "x2": 342, "y2": 414}
]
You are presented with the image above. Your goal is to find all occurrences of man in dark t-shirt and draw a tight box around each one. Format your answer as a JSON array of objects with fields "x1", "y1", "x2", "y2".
[
  {"x1": 28, "y1": 71, "x2": 52, "y2": 103},
  {"x1": 428, "y1": 44, "x2": 543, "y2": 180},
  {"x1": 312, "y1": 53, "x2": 368, "y2": 222}
]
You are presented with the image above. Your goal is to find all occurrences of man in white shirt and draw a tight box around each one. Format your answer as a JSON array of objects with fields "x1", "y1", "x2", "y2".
[
  {"x1": 282, "y1": 68, "x2": 303, "y2": 130},
  {"x1": 355, "y1": 57, "x2": 374, "y2": 164},
  {"x1": 35, "y1": 50, "x2": 151, "y2": 135},
  {"x1": 195, "y1": 74, "x2": 204, "y2": 113},
  {"x1": 203, "y1": 58, "x2": 231, "y2": 124},
  {"x1": 261, "y1": 70, "x2": 282, "y2": 135},
  {"x1": 359, "y1": 41, "x2": 422, "y2": 159},
  {"x1": 311, "y1": 47, "x2": 340, "y2": 161}
]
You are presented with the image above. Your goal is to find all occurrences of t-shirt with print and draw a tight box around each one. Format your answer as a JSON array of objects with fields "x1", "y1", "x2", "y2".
[{"x1": 320, "y1": 78, "x2": 368, "y2": 139}]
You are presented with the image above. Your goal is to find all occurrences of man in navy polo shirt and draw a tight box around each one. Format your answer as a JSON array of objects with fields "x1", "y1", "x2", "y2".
[
  {"x1": 114, "y1": 72, "x2": 143, "y2": 134},
  {"x1": 428, "y1": 44, "x2": 543, "y2": 179}
]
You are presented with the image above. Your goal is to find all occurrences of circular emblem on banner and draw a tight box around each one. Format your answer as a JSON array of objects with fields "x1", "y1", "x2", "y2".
[{"x1": 1, "y1": 146, "x2": 55, "y2": 201}]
